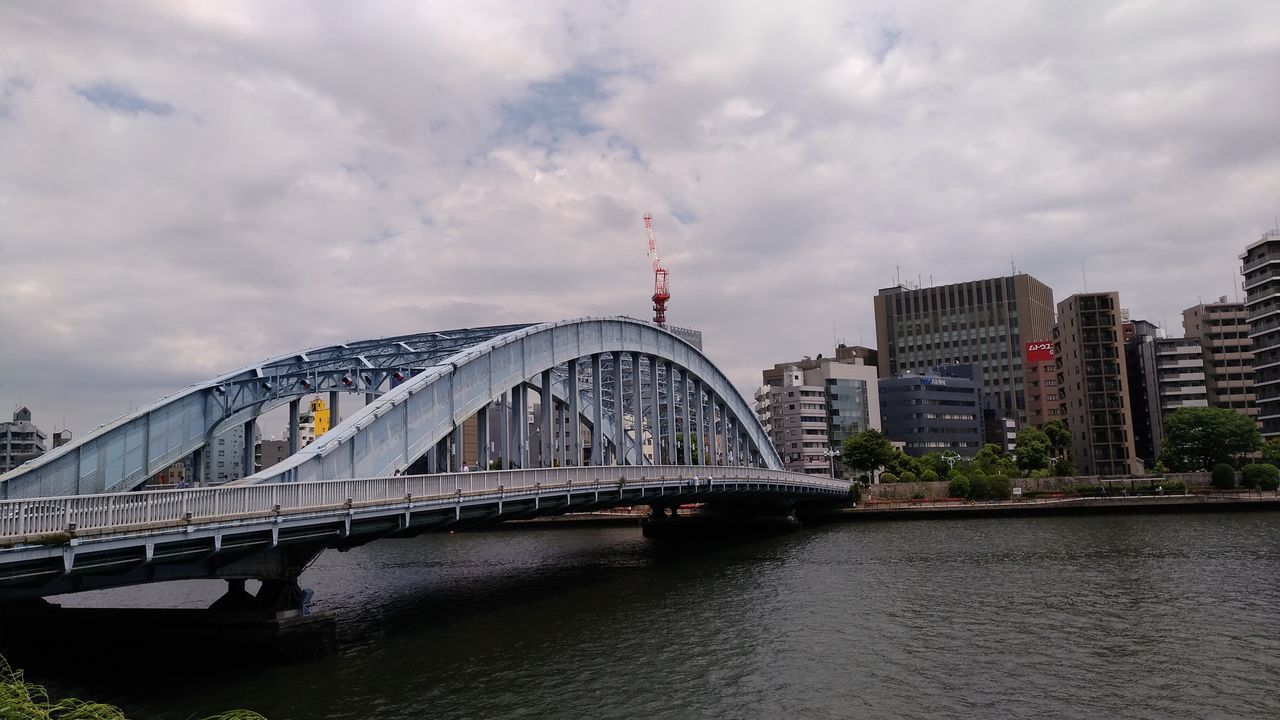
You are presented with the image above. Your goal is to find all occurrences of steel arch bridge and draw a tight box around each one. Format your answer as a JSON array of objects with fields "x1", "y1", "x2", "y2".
[{"x1": 1, "y1": 317, "x2": 782, "y2": 500}]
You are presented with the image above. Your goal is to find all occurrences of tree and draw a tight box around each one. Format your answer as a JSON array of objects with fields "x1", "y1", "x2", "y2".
[
  {"x1": 920, "y1": 469, "x2": 939, "y2": 482},
  {"x1": 1041, "y1": 420, "x2": 1073, "y2": 458},
  {"x1": 1052, "y1": 456, "x2": 1077, "y2": 477},
  {"x1": 880, "y1": 471, "x2": 899, "y2": 484},
  {"x1": 899, "y1": 470, "x2": 918, "y2": 483},
  {"x1": 1243, "y1": 464, "x2": 1279, "y2": 491},
  {"x1": 1159, "y1": 407, "x2": 1261, "y2": 471},
  {"x1": 967, "y1": 474, "x2": 990, "y2": 500},
  {"x1": 947, "y1": 475, "x2": 970, "y2": 498},
  {"x1": 884, "y1": 450, "x2": 922, "y2": 477},
  {"x1": 1211, "y1": 463, "x2": 1237, "y2": 490},
  {"x1": 987, "y1": 475, "x2": 1013, "y2": 501},
  {"x1": 1262, "y1": 439, "x2": 1280, "y2": 468},
  {"x1": 842, "y1": 430, "x2": 895, "y2": 475},
  {"x1": 917, "y1": 452, "x2": 952, "y2": 480},
  {"x1": 1014, "y1": 427, "x2": 1052, "y2": 475},
  {"x1": 972, "y1": 444, "x2": 1017, "y2": 478}
]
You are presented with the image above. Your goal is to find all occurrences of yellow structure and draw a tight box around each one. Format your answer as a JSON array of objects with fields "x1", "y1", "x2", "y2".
[{"x1": 310, "y1": 397, "x2": 330, "y2": 436}]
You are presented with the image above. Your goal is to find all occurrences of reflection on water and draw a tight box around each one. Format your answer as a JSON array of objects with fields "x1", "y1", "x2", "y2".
[{"x1": 32, "y1": 514, "x2": 1280, "y2": 720}]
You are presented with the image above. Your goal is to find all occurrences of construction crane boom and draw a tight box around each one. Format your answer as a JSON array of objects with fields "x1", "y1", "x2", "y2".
[{"x1": 643, "y1": 213, "x2": 670, "y2": 325}]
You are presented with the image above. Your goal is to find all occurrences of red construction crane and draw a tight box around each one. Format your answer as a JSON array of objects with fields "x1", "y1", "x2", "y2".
[{"x1": 643, "y1": 213, "x2": 670, "y2": 325}]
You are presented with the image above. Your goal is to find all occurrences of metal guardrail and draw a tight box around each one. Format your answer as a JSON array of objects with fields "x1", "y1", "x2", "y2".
[{"x1": 0, "y1": 466, "x2": 850, "y2": 540}]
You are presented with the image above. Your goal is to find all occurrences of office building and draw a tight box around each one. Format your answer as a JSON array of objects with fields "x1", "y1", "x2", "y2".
[
  {"x1": 873, "y1": 274, "x2": 1055, "y2": 435},
  {"x1": 257, "y1": 439, "x2": 290, "y2": 471},
  {"x1": 1184, "y1": 299, "x2": 1257, "y2": 420},
  {"x1": 1054, "y1": 292, "x2": 1140, "y2": 475},
  {"x1": 878, "y1": 364, "x2": 984, "y2": 457},
  {"x1": 0, "y1": 407, "x2": 47, "y2": 474},
  {"x1": 756, "y1": 350, "x2": 880, "y2": 476},
  {"x1": 1243, "y1": 230, "x2": 1280, "y2": 438}
]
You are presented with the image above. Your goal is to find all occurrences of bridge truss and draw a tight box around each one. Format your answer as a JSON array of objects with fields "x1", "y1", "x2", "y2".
[{"x1": 1, "y1": 317, "x2": 783, "y2": 500}]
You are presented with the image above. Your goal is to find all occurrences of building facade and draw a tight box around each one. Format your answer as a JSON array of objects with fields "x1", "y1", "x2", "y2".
[
  {"x1": 1184, "y1": 299, "x2": 1257, "y2": 421},
  {"x1": 873, "y1": 274, "x2": 1056, "y2": 434},
  {"x1": 1054, "y1": 292, "x2": 1140, "y2": 475},
  {"x1": 1125, "y1": 321, "x2": 1210, "y2": 464},
  {"x1": 756, "y1": 351, "x2": 880, "y2": 476},
  {"x1": 1022, "y1": 340, "x2": 1061, "y2": 426},
  {"x1": 878, "y1": 365, "x2": 984, "y2": 457},
  {"x1": 1243, "y1": 230, "x2": 1280, "y2": 438},
  {"x1": 0, "y1": 407, "x2": 47, "y2": 474}
]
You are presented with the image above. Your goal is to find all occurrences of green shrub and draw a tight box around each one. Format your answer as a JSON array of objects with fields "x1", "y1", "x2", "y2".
[
  {"x1": 849, "y1": 483, "x2": 862, "y2": 503},
  {"x1": 1242, "y1": 464, "x2": 1279, "y2": 491},
  {"x1": 1052, "y1": 456, "x2": 1077, "y2": 477},
  {"x1": 899, "y1": 470, "x2": 918, "y2": 483},
  {"x1": 1262, "y1": 475, "x2": 1280, "y2": 493},
  {"x1": 920, "y1": 469, "x2": 939, "y2": 483},
  {"x1": 910, "y1": 491, "x2": 926, "y2": 500},
  {"x1": 947, "y1": 476, "x2": 970, "y2": 498},
  {"x1": 1211, "y1": 463, "x2": 1237, "y2": 490},
  {"x1": 879, "y1": 472, "x2": 898, "y2": 484},
  {"x1": 987, "y1": 475, "x2": 1013, "y2": 501},
  {"x1": 967, "y1": 474, "x2": 990, "y2": 500},
  {"x1": 1027, "y1": 468, "x2": 1050, "y2": 479},
  {"x1": 1162, "y1": 480, "x2": 1186, "y2": 494}
]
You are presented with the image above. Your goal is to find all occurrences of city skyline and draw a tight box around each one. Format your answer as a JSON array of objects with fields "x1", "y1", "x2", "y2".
[{"x1": 1, "y1": 2, "x2": 1277, "y2": 435}]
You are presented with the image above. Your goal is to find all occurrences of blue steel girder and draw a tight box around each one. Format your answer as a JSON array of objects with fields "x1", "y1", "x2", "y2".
[{"x1": 245, "y1": 318, "x2": 780, "y2": 484}]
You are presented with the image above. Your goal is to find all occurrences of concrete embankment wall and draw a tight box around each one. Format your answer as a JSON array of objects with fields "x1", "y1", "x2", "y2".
[{"x1": 865, "y1": 472, "x2": 1212, "y2": 501}]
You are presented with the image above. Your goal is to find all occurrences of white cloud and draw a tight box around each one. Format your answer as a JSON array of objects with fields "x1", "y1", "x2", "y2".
[{"x1": 0, "y1": 0, "x2": 1277, "y2": 434}]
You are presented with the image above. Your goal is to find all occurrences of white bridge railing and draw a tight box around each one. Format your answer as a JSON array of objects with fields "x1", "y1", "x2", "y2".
[{"x1": 0, "y1": 466, "x2": 850, "y2": 541}]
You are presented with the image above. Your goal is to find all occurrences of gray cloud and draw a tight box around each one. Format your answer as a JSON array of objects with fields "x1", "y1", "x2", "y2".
[{"x1": 0, "y1": 0, "x2": 1277, "y2": 436}]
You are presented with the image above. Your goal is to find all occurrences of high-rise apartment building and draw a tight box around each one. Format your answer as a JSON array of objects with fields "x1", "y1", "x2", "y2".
[
  {"x1": 1124, "y1": 320, "x2": 1209, "y2": 463},
  {"x1": 755, "y1": 351, "x2": 880, "y2": 476},
  {"x1": 0, "y1": 407, "x2": 47, "y2": 474},
  {"x1": 1184, "y1": 299, "x2": 1257, "y2": 421},
  {"x1": 1242, "y1": 229, "x2": 1280, "y2": 438},
  {"x1": 1054, "y1": 292, "x2": 1140, "y2": 475},
  {"x1": 873, "y1": 274, "x2": 1055, "y2": 433},
  {"x1": 1022, "y1": 341, "x2": 1061, "y2": 426}
]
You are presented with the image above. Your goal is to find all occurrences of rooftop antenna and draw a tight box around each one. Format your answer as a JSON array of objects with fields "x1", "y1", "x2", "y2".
[
  {"x1": 1011, "y1": 256, "x2": 1016, "y2": 275},
  {"x1": 1082, "y1": 260, "x2": 1088, "y2": 292},
  {"x1": 896, "y1": 265, "x2": 901, "y2": 286}
]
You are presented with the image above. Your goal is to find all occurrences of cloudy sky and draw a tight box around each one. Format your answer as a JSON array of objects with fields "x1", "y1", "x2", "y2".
[{"x1": 1, "y1": 1, "x2": 1277, "y2": 436}]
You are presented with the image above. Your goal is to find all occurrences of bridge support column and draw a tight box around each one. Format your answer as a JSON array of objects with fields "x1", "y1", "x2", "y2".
[
  {"x1": 647, "y1": 355, "x2": 660, "y2": 464},
  {"x1": 329, "y1": 391, "x2": 340, "y2": 427},
  {"x1": 612, "y1": 354, "x2": 625, "y2": 465},
  {"x1": 477, "y1": 405, "x2": 489, "y2": 470},
  {"x1": 540, "y1": 369, "x2": 553, "y2": 467},
  {"x1": 665, "y1": 361, "x2": 677, "y2": 467},
  {"x1": 365, "y1": 392, "x2": 376, "y2": 405},
  {"x1": 192, "y1": 446, "x2": 205, "y2": 487},
  {"x1": 718, "y1": 401, "x2": 727, "y2": 466},
  {"x1": 631, "y1": 352, "x2": 644, "y2": 465},
  {"x1": 692, "y1": 378, "x2": 705, "y2": 467},
  {"x1": 568, "y1": 358, "x2": 581, "y2": 466},
  {"x1": 288, "y1": 398, "x2": 301, "y2": 456},
  {"x1": 426, "y1": 441, "x2": 438, "y2": 473},
  {"x1": 500, "y1": 391, "x2": 512, "y2": 470},
  {"x1": 451, "y1": 425, "x2": 463, "y2": 472},
  {"x1": 591, "y1": 355, "x2": 604, "y2": 466},
  {"x1": 681, "y1": 369, "x2": 691, "y2": 465},
  {"x1": 516, "y1": 383, "x2": 529, "y2": 469},
  {"x1": 242, "y1": 419, "x2": 256, "y2": 477},
  {"x1": 555, "y1": 401, "x2": 566, "y2": 468}
]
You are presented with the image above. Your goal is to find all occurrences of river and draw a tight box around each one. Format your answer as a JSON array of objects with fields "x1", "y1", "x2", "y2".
[{"x1": 34, "y1": 512, "x2": 1280, "y2": 719}]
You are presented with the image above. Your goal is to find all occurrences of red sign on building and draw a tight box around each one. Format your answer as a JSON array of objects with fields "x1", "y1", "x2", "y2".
[{"x1": 1025, "y1": 341, "x2": 1055, "y2": 363}]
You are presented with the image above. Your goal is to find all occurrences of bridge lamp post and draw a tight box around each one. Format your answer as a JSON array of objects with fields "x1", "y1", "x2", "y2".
[{"x1": 823, "y1": 448, "x2": 840, "y2": 479}]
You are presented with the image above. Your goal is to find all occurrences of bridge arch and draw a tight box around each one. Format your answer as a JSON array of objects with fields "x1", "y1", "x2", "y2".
[
  {"x1": 1, "y1": 317, "x2": 781, "y2": 499},
  {"x1": 250, "y1": 317, "x2": 779, "y2": 483}
]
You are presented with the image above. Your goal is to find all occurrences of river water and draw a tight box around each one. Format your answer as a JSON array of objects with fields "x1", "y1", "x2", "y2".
[{"x1": 38, "y1": 513, "x2": 1280, "y2": 719}]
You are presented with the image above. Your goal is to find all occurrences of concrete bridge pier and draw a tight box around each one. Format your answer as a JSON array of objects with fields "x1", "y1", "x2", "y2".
[{"x1": 641, "y1": 501, "x2": 802, "y2": 540}]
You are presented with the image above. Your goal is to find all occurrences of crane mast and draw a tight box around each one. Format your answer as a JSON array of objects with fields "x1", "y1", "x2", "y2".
[{"x1": 643, "y1": 213, "x2": 670, "y2": 325}]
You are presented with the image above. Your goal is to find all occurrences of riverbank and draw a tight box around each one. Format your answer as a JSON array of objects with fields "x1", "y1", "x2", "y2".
[{"x1": 816, "y1": 492, "x2": 1280, "y2": 521}]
